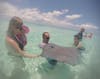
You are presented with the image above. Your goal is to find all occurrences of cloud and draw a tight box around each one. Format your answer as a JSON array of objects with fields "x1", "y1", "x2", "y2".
[
  {"x1": 0, "y1": 0, "x2": 9, "y2": 2},
  {"x1": 0, "y1": 0, "x2": 22, "y2": 3},
  {"x1": 66, "y1": 14, "x2": 82, "y2": 20},
  {"x1": 0, "y1": 2, "x2": 98, "y2": 30},
  {"x1": 0, "y1": 2, "x2": 19, "y2": 16},
  {"x1": 76, "y1": 23, "x2": 98, "y2": 29}
]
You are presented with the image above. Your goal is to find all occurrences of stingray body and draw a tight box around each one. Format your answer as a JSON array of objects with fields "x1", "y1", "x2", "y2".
[{"x1": 42, "y1": 43, "x2": 80, "y2": 65}]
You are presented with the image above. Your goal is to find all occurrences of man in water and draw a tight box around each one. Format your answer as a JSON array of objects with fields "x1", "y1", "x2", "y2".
[
  {"x1": 39, "y1": 32, "x2": 58, "y2": 66},
  {"x1": 77, "y1": 28, "x2": 85, "y2": 41},
  {"x1": 74, "y1": 35, "x2": 85, "y2": 50}
]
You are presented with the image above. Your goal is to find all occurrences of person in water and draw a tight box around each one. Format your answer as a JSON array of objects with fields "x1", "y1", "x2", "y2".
[
  {"x1": 87, "y1": 33, "x2": 93, "y2": 39},
  {"x1": 5, "y1": 16, "x2": 39, "y2": 79},
  {"x1": 39, "y1": 32, "x2": 50, "y2": 48},
  {"x1": 39, "y1": 32, "x2": 58, "y2": 66},
  {"x1": 74, "y1": 35, "x2": 85, "y2": 50},
  {"x1": 77, "y1": 27, "x2": 85, "y2": 41}
]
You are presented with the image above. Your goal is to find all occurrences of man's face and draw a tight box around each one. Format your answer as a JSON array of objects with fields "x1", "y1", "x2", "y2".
[
  {"x1": 81, "y1": 28, "x2": 85, "y2": 32},
  {"x1": 44, "y1": 33, "x2": 50, "y2": 39},
  {"x1": 74, "y1": 37, "x2": 79, "y2": 43}
]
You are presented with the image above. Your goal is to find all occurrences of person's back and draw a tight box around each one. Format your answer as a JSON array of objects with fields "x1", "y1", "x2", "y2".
[
  {"x1": 77, "y1": 28, "x2": 85, "y2": 41},
  {"x1": 78, "y1": 32, "x2": 83, "y2": 40},
  {"x1": 74, "y1": 35, "x2": 85, "y2": 50}
]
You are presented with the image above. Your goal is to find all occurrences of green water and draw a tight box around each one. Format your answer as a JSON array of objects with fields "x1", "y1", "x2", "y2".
[{"x1": 0, "y1": 20, "x2": 99, "y2": 79}]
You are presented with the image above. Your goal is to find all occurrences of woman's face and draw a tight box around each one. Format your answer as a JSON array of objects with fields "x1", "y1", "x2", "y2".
[
  {"x1": 13, "y1": 26, "x2": 23, "y2": 35},
  {"x1": 13, "y1": 20, "x2": 23, "y2": 35}
]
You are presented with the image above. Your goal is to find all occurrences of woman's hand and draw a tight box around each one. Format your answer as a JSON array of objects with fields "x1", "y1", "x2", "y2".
[{"x1": 30, "y1": 54, "x2": 41, "y2": 58}]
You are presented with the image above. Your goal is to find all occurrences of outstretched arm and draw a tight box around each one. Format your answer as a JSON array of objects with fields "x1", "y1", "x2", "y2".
[{"x1": 6, "y1": 36, "x2": 40, "y2": 58}]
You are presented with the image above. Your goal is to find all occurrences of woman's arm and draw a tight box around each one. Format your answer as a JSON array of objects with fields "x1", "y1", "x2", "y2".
[{"x1": 6, "y1": 36, "x2": 39, "y2": 58}]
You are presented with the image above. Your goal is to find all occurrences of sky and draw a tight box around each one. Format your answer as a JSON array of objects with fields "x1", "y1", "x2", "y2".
[{"x1": 0, "y1": 0, "x2": 100, "y2": 30}]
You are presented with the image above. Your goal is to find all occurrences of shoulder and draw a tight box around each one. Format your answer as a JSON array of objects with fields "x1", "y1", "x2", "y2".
[
  {"x1": 6, "y1": 36, "x2": 17, "y2": 46},
  {"x1": 39, "y1": 42, "x2": 46, "y2": 48},
  {"x1": 78, "y1": 42, "x2": 82, "y2": 45}
]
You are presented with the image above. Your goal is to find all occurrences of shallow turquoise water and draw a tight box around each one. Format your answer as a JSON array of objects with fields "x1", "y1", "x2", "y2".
[{"x1": 0, "y1": 19, "x2": 99, "y2": 79}]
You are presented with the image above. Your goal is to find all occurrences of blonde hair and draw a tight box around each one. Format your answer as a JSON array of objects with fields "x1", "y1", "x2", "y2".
[{"x1": 7, "y1": 16, "x2": 23, "y2": 37}]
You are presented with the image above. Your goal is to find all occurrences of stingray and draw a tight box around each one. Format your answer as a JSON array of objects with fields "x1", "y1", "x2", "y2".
[{"x1": 41, "y1": 43, "x2": 80, "y2": 65}]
